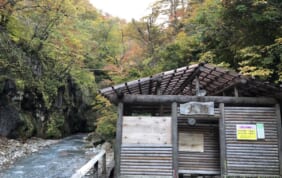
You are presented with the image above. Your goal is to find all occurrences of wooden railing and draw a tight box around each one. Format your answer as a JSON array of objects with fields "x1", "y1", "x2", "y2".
[{"x1": 71, "y1": 149, "x2": 106, "y2": 178}]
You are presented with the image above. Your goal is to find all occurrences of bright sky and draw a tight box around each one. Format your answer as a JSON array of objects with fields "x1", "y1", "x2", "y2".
[{"x1": 89, "y1": 0, "x2": 156, "y2": 21}]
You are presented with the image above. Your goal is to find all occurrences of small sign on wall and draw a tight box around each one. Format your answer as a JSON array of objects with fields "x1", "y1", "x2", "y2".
[
  {"x1": 236, "y1": 124, "x2": 257, "y2": 140},
  {"x1": 256, "y1": 123, "x2": 265, "y2": 139},
  {"x1": 180, "y1": 102, "x2": 214, "y2": 115}
]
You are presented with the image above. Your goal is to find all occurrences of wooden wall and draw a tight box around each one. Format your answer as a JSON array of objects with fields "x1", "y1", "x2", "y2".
[
  {"x1": 120, "y1": 116, "x2": 173, "y2": 177},
  {"x1": 224, "y1": 106, "x2": 280, "y2": 176},
  {"x1": 178, "y1": 119, "x2": 220, "y2": 174},
  {"x1": 120, "y1": 144, "x2": 173, "y2": 177},
  {"x1": 118, "y1": 105, "x2": 281, "y2": 177},
  {"x1": 122, "y1": 117, "x2": 171, "y2": 145}
]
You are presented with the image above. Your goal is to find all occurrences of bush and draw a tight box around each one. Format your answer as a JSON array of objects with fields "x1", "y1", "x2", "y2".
[
  {"x1": 18, "y1": 112, "x2": 35, "y2": 138},
  {"x1": 96, "y1": 112, "x2": 117, "y2": 140},
  {"x1": 46, "y1": 113, "x2": 64, "y2": 138},
  {"x1": 93, "y1": 95, "x2": 117, "y2": 140}
]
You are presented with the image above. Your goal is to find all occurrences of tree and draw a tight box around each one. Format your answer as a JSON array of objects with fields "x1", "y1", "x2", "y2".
[{"x1": 0, "y1": 0, "x2": 105, "y2": 138}]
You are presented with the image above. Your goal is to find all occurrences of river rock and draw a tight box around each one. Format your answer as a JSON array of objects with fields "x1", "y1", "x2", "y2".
[
  {"x1": 85, "y1": 132, "x2": 105, "y2": 147},
  {"x1": 0, "y1": 137, "x2": 58, "y2": 171},
  {"x1": 101, "y1": 142, "x2": 112, "y2": 152}
]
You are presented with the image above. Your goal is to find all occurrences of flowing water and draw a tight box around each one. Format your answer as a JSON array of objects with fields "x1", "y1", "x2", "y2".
[{"x1": 0, "y1": 133, "x2": 95, "y2": 178}]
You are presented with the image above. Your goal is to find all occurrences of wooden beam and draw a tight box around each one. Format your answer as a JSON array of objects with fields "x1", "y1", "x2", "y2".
[
  {"x1": 201, "y1": 70, "x2": 228, "y2": 95},
  {"x1": 200, "y1": 66, "x2": 216, "y2": 81},
  {"x1": 210, "y1": 78, "x2": 247, "y2": 96},
  {"x1": 172, "y1": 65, "x2": 202, "y2": 95},
  {"x1": 109, "y1": 94, "x2": 277, "y2": 105},
  {"x1": 162, "y1": 69, "x2": 176, "y2": 95},
  {"x1": 138, "y1": 80, "x2": 142, "y2": 94},
  {"x1": 195, "y1": 67, "x2": 217, "y2": 95},
  {"x1": 125, "y1": 83, "x2": 132, "y2": 94},
  {"x1": 167, "y1": 65, "x2": 199, "y2": 95},
  {"x1": 112, "y1": 87, "x2": 124, "y2": 98},
  {"x1": 219, "y1": 103, "x2": 226, "y2": 176},
  {"x1": 148, "y1": 76, "x2": 153, "y2": 95},
  {"x1": 275, "y1": 104, "x2": 282, "y2": 177},
  {"x1": 171, "y1": 102, "x2": 178, "y2": 178},
  {"x1": 154, "y1": 78, "x2": 162, "y2": 95},
  {"x1": 115, "y1": 102, "x2": 124, "y2": 178},
  {"x1": 234, "y1": 86, "x2": 239, "y2": 97},
  {"x1": 112, "y1": 86, "x2": 119, "y2": 95},
  {"x1": 178, "y1": 115, "x2": 219, "y2": 120}
]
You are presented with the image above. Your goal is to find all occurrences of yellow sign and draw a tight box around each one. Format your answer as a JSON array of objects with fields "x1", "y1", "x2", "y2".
[{"x1": 236, "y1": 124, "x2": 257, "y2": 140}]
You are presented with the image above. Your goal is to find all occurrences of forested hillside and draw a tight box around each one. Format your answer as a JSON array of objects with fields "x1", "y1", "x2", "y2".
[{"x1": 0, "y1": 0, "x2": 281, "y2": 139}]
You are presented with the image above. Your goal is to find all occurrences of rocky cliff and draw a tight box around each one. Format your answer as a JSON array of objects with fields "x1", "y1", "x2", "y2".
[{"x1": 0, "y1": 77, "x2": 96, "y2": 139}]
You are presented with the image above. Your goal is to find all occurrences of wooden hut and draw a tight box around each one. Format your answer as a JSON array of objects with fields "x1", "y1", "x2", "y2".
[{"x1": 99, "y1": 63, "x2": 282, "y2": 178}]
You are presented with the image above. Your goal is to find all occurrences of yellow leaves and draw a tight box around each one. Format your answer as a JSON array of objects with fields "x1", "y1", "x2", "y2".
[
  {"x1": 15, "y1": 79, "x2": 25, "y2": 90},
  {"x1": 199, "y1": 51, "x2": 216, "y2": 63},
  {"x1": 70, "y1": 69, "x2": 95, "y2": 89},
  {"x1": 278, "y1": 72, "x2": 282, "y2": 82},
  {"x1": 237, "y1": 44, "x2": 280, "y2": 81},
  {"x1": 70, "y1": 69, "x2": 97, "y2": 105},
  {"x1": 252, "y1": 0, "x2": 268, "y2": 6},
  {"x1": 238, "y1": 47, "x2": 274, "y2": 80},
  {"x1": 93, "y1": 94, "x2": 116, "y2": 140},
  {"x1": 238, "y1": 47, "x2": 262, "y2": 59},
  {"x1": 275, "y1": 38, "x2": 282, "y2": 44},
  {"x1": 94, "y1": 94, "x2": 112, "y2": 108},
  {"x1": 175, "y1": 31, "x2": 189, "y2": 45},
  {"x1": 239, "y1": 64, "x2": 273, "y2": 79}
]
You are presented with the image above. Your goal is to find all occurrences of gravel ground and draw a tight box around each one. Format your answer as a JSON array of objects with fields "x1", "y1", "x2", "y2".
[{"x1": 0, "y1": 136, "x2": 59, "y2": 171}]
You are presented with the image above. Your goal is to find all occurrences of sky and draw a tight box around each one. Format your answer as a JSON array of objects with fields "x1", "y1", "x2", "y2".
[{"x1": 89, "y1": 0, "x2": 156, "y2": 21}]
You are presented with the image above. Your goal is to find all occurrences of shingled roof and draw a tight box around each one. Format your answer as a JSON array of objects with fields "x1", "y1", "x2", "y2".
[{"x1": 100, "y1": 63, "x2": 282, "y2": 101}]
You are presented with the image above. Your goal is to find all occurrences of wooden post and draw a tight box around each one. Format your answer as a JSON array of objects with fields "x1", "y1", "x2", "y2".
[
  {"x1": 172, "y1": 102, "x2": 178, "y2": 178},
  {"x1": 275, "y1": 104, "x2": 282, "y2": 176},
  {"x1": 219, "y1": 103, "x2": 226, "y2": 177},
  {"x1": 102, "y1": 152, "x2": 106, "y2": 176},
  {"x1": 156, "y1": 80, "x2": 164, "y2": 115},
  {"x1": 115, "y1": 102, "x2": 123, "y2": 178},
  {"x1": 159, "y1": 105, "x2": 164, "y2": 116},
  {"x1": 195, "y1": 75, "x2": 200, "y2": 96},
  {"x1": 234, "y1": 87, "x2": 239, "y2": 97}
]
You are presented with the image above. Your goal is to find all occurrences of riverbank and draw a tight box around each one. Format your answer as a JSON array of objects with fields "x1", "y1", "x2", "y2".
[
  {"x1": 0, "y1": 133, "x2": 114, "y2": 178},
  {"x1": 0, "y1": 136, "x2": 59, "y2": 171},
  {"x1": 0, "y1": 134, "x2": 113, "y2": 178}
]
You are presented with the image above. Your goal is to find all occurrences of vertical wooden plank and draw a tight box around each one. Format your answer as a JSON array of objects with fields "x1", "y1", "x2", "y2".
[
  {"x1": 115, "y1": 102, "x2": 124, "y2": 178},
  {"x1": 172, "y1": 102, "x2": 178, "y2": 178},
  {"x1": 234, "y1": 87, "x2": 239, "y2": 97},
  {"x1": 275, "y1": 104, "x2": 282, "y2": 176},
  {"x1": 102, "y1": 152, "x2": 106, "y2": 176},
  {"x1": 219, "y1": 103, "x2": 226, "y2": 177},
  {"x1": 195, "y1": 76, "x2": 200, "y2": 96},
  {"x1": 156, "y1": 80, "x2": 164, "y2": 115},
  {"x1": 159, "y1": 105, "x2": 164, "y2": 116}
]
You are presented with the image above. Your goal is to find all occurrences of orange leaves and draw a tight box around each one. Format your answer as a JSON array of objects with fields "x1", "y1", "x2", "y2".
[{"x1": 123, "y1": 40, "x2": 144, "y2": 65}]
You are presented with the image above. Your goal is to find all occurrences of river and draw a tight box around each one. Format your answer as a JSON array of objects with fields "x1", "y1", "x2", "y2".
[{"x1": 0, "y1": 133, "x2": 95, "y2": 178}]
